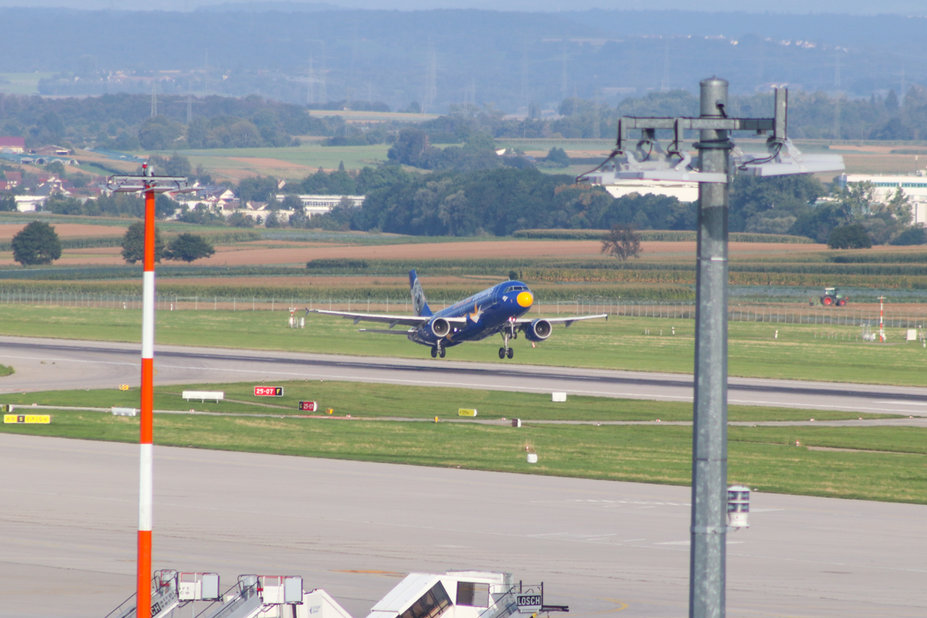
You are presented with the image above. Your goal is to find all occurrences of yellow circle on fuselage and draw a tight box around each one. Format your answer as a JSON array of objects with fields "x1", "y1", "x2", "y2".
[{"x1": 517, "y1": 291, "x2": 534, "y2": 308}]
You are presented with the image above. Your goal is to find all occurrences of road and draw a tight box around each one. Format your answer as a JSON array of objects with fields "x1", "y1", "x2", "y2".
[{"x1": 3, "y1": 336, "x2": 927, "y2": 416}]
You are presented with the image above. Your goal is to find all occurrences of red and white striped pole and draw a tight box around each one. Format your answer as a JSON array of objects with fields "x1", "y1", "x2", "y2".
[
  {"x1": 137, "y1": 164, "x2": 156, "y2": 618},
  {"x1": 106, "y1": 166, "x2": 186, "y2": 618}
]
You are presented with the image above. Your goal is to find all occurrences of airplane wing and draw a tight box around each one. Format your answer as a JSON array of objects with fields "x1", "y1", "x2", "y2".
[
  {"x1": 514, "y1": 313, "x2": 608, "y2": 328},
  {"x1": 359, "y1": 328, "x2": 415, "y2": 335},
  {"x1": 310, "y1": 309, "x2": 428, "y2": 328},
  {"x1": 310, "y1": 309, "x2": 470, "y2": 330}
]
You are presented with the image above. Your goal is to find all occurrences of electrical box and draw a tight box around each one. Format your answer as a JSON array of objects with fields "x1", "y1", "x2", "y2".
[{"x1": 727, "y1": 485, "x2": 750, "y2": 529}]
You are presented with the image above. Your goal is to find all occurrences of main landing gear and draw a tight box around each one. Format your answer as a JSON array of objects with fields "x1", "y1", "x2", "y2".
[{"x1": 430, "y1": 345, "x2": 446, "y2": 358}]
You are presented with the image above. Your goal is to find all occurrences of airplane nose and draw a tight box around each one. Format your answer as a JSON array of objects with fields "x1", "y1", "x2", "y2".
[{"x1": 516, "y1": 291, "x2": 533, "y2": 308}]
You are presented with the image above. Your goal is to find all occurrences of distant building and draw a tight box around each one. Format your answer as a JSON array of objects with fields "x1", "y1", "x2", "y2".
[
  {"x1": 275, "y1": 194, "x2": 366, "y2": 218},
  {"x1": 173, "y1": 186, "x2": 239, "y2": 213},
  {"x1": 0, "y1": 137, "x2": 25, "y2": 153},
  {"x1": 0, "y1": 170, "x2": 23, "y2": 191},
  {"x1": 841, "y1": 172, "x2": 927, "y2": 226},
  {"x1": 14, "y1": 195, "x2": 45, "y2": 212},
  {"x1": 581, "y1": 168, "x2": 699, "y2": 202}
]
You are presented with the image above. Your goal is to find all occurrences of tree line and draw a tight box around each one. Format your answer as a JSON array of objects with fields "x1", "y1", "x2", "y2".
[
  {"x1": 5, "y1": 87, "x2": 927, "y2": 153},
  {"x1": 9, "y1": 220, "x2": 214, "y2": 266},
  {"x1": 25, "y1": 153, "x2": 922, "y2": 249}
]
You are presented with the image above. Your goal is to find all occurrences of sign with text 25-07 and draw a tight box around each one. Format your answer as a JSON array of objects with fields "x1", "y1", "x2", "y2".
[{"x1": 254, "y1": 386, "x2": 284, "y2": 397}]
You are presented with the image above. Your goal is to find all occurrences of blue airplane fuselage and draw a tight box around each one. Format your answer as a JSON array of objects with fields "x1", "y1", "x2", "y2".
[{"x1": 407, "y1": 280, "x2": 534, "y2": 348}]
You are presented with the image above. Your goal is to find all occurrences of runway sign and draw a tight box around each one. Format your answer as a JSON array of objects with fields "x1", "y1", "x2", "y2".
[
  {"x1": 254, "y1": 386, "x2": 284, "y2": 397},
  {"x1": 4, "y1": 414, "x2": 51, "y2": 424},
  {"x1": 299, "y1": 401, "x2": 317, "y2": 412},
  {"x1": 457, "y1": 408, "x2": 478, "y2": 417}
]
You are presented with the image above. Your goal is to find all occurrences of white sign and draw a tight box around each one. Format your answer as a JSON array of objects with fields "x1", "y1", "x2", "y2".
[{"x1": 516, "y1": 593, "x2": 542, "y2": 612}]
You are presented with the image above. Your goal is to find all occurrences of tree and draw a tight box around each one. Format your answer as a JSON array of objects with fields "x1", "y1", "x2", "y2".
[
  {"x1": 890, "y1": 226, "x2": 927, "y2": 246},
  {"x1": 120, "y1": 222, "x2": 165, "y2": 264},
  {"x1": 387, "y1": 128, "x2": 432, "y2": 166},
  {"x1": 544, "y1": 147, "x2": 570, "y2": 167},
  {"x1": 137, "y1": 115, "x2": 185, "y2": 150},
  {"x1": 12, "y1": 221, "x2": 62, "y2": 265},
  {"x1": 827, "y1": 223, "x2": 872, "y2": 249},
  {"x1": 0, "y1": 195, "x2": 17, "y2": 212},
  {"x1": 164, "y1": 233, "x2": 215, "y2": 262},
  {"x1": 601, "y1": 224, "x2": 642, "y2": 260}
]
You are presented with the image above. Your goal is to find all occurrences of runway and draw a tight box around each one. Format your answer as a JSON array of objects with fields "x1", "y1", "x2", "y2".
[
  {"x1": 3, "y1": 335, "x2": 927, "y2": 416},
  {"x1": 2, "y1": 336, "x2": 927, "y2": 616},
  {"x1": 2, "y1": 434, "x2": 926, "y2": 617}
]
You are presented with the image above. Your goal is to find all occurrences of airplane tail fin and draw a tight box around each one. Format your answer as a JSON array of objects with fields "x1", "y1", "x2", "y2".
[{"x1": 409, "y1": 269, "x2": 432, "y2": 316}]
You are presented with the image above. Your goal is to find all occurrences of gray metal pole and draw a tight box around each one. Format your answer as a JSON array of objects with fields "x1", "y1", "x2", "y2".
[{"x1": 690, "y1": 77, "x2": 731, "y2": 618}]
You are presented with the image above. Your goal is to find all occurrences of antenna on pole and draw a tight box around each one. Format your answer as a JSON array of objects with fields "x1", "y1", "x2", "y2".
[{"x1": 106, "y1": 163, "x2": 189, "y2": 618}]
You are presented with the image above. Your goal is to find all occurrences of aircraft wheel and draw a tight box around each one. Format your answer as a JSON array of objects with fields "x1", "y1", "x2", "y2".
[
  {"x1": 439, "y1": 347, "x2": 446, "y2": 358},
  {"x1": 431, "y1": 347, "x2": 438, "y2": 358},
  {"x1": 506, "y1": 347, "x2": 514, "y2": 359},
  {"x1": 498, "y1": 347, "x2": 506, "y2": 359}
]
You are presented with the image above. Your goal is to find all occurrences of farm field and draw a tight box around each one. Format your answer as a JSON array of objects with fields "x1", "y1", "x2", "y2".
[{"x1": 135, "y1": 137, "x2": 927, "y2": 179}]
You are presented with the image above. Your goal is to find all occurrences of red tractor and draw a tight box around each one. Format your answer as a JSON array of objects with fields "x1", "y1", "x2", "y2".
[{"x1": 820, "y1": 287, "x2": 848, "y2": 306}]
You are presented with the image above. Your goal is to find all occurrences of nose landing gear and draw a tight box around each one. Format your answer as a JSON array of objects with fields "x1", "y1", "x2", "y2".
[{"x1": 498, "y1": 324, "x2": 516, "y2": 359}]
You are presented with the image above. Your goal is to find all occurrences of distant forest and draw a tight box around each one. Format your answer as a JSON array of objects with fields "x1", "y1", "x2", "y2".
[
  {"x1": 2, "y1": 7, "x2": 927, "y2": 115},
  {"x1": 3, "y1": 86, "x2": 927, "y2": 154}
]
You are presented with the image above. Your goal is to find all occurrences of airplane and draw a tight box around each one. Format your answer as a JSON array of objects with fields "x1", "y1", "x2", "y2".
[{"x1": 311, "y1": 270, "x2": 608, "y2": 359}]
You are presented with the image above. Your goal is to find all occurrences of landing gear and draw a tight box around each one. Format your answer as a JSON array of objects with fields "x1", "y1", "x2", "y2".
[
  {"x1": 498, "y1": 325, "x2": 516, "y2": 360},
  {"x1": 431, "y1": 345, "x2": 446, "y2": 358}
]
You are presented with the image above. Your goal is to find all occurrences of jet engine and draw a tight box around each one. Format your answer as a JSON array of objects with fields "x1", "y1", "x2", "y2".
[
  {"x1": 524, "y1": 319, "x2": 552, "y2": 342},
  {"x1": 429, "y1": 317, "x2": 451, "y2": 338}
]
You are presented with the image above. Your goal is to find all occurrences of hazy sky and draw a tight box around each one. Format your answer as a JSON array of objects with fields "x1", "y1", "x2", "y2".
[{"x1": 0, "y1": 0, "x2": 924, "y2": 14}]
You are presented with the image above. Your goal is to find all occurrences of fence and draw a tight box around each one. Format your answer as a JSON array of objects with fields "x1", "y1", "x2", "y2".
[{"x1": 1, "y1": 289, "x2": 924, "y2": 329}]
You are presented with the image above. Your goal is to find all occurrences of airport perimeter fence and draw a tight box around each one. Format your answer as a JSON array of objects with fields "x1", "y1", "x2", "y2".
[{"x1": 1, "y1": 289, "x2": 925, "y2": 330}]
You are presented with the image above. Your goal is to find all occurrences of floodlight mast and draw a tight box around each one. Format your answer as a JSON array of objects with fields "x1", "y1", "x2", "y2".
[
  {"x1": 690, "y1": 76, "x2": 730, "y2": 618},
  {"x1": 592, "y1": 79, "x2": 843, "y2": 618},
  {"x1": 106, "y1": 163, "x2": 189, "y2": 618}
]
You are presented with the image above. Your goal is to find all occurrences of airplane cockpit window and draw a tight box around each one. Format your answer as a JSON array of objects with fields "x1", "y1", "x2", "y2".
[{"x1": 504, "y1": 285, "x2": 526, "y2": 293}]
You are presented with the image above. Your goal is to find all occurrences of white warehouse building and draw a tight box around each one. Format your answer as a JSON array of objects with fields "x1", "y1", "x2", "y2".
[
  {"x1": 841, "y1": 172, "x2": 927, "y2": 226},
  {"x1": 275, "y1": 194, "x2": 366, "y2": 217}
]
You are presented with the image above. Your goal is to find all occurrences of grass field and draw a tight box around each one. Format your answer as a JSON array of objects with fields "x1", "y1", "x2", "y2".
[
  {"x1": 165, "y1": 143, "x2": 394, "y2": 181},
  {"x1": 0, "y1": 72, "x2": 53, "y2": 96},
  {"x1": 2, "y1": 222, "x2": 926, "y2": 504},
  {"x1": 1, "y1": 380, "x2": 924, "y2": 504},
  {"x1": 1, "y1": 304, "x2": 925, "y2": 385}
]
